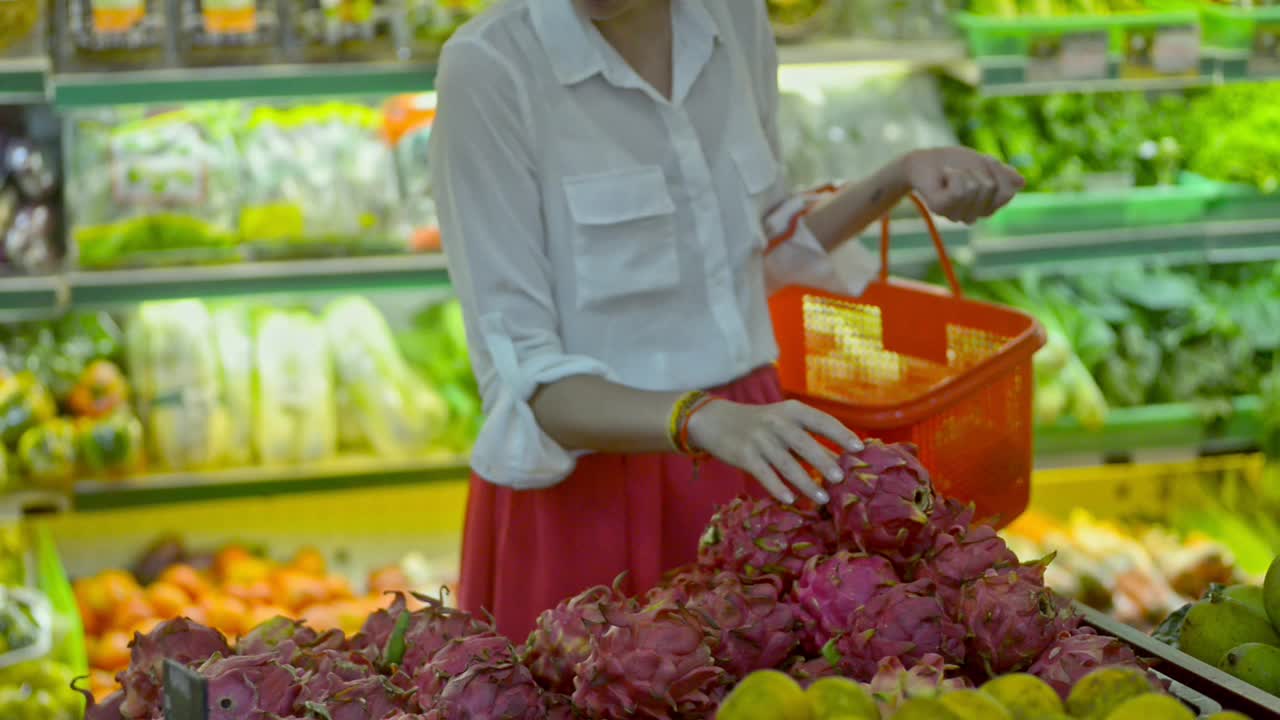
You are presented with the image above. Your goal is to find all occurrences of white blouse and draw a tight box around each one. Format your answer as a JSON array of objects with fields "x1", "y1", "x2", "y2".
[{"x1": 430, "y1": 0, "x2": 878, "y2": 489}]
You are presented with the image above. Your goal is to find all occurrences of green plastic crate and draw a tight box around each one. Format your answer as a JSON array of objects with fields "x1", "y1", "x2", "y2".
[
  {"x1": 983, "y1": 174, "x2": 1219, "y2": 237},
  {"x1": 1205, "y1": 179, "x2": 1280, "y2": 221},
  {"x1": 1201, "y1": 3, "x2": 1280, "y2": 51},
  {"x1": 953, "y1": 8, "x2": 1202, "y2": 58}
]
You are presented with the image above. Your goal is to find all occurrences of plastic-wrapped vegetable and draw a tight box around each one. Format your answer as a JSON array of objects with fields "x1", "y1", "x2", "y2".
[
  {"x1": 210, "y1": 304, "x2": 255, "y2": 466},
  {"x1": 127, "y1": 300, "x2": 231, "y2": 470},
  {"x1": 323, "y1": 297, "x2": 446, "y2": 458},
  {"x1": 0, "y1": 372, "x2": 56, "y2": 448},
  {"x1": 253, "y1": 310, "x2": 336, "y2": 465},
  {"x1": 77, "y1": 412, "x2": 144, "y2": 477},
  {"x1": 17, "y1": 419, "x2": 77, "y2": 489}
]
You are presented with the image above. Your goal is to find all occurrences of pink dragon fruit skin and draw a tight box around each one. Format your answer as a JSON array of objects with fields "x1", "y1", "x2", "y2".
[
  {"x1": 927, "y1": 496, "x2": 977, "y2": 537},
  {"x1": 785, "y1": 656, "x2": 841, "y2": 688},
  {"x1": 200, "y1": 653, "x2": 303, "y2": 720},
  {"x1": 118, "y1": 618, "x2": 233, "y2": 720},
  {"x1": 914, "y1": 524, "x2": 1018, "y2": 612},
  {"x1": 350, "y1": 591, "x2": 492, "y2": 675},
  {"x1": 572, "y1": 602, "x2": 727, "y2": 719},
  {"x1": 1029, "y1": 627, "x2": 1160, "y2": 701},
  {"x1": 416, "y1": 632, "x2": 516, "y2": 707},
  {"x1": 674, "y1": 571, "x2": 800, "y2": 677},
  {"x1": 296, "y1": 673, "x2": 410, "y2": 720},
  {"x1": 831, "y1": 578, "x2": 966, "y2": 681},
  {"x1": 959, "y1": 562, "x2": 1075, "y2": 678},
  {"x1": 826, "y1": 441, "x2": 936, "y2": 570},
  {"x1": 697, "y1": 496, "x2": 828, "y2": 585},
  {"x1": 791, "y1": 552, "x2": 900, "y2": 654},
  {"x1": 425, "y1": 661, "x2": 545, "y2": 720},
  {"x1": 522, "y1": 581, "x2": 631, "y2": 695},
  {"x1": 83, "y1": 690, "x2": 125, "y2": 720},
  {"x1": 865, "y1": 654, "x2": 971, "y2": 715},
  {"x1": 237, "y1": 616, "x2": 343, "y2": 659}
]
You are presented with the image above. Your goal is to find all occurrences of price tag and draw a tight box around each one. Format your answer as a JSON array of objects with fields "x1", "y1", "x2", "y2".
[
  {"x1": 1027, "y1": 31, "x2": 1108, "y2": 81},
  {"x1": 1151, "y1": 26, "x2": 1200, "y2": 75},
  {"x1": 1059, "y1": 33, "x2": 1109, "y2": 79},
  {"x1": 1248, "y1": 24, "x2": 1280, "y2": 76},
  {"x1": 164, "y1": 659, "x2": 208, "y2": 720}
]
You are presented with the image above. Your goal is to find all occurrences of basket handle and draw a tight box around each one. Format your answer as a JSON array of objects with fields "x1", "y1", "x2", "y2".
[{"x1": 879, "y1": 193, "x2": 963, "y2": 298}]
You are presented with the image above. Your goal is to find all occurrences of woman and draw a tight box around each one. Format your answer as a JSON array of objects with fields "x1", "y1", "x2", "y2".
[{"x1": 430, "y1": 0, "x2": 1023, "y2": 640}]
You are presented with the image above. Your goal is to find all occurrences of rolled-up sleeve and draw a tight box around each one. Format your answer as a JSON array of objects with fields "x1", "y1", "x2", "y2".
[
  {"x1": 431, "y1": 39, "x2": 612, "y2": 489},
  {"x1": 750, "y1": 4, "x2": 879, "y2": 297}
]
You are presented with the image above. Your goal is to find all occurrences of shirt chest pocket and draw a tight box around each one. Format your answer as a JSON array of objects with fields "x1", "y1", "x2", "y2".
[{"x1": 563, "y1": 166, "x2": 679, "y2": 311}]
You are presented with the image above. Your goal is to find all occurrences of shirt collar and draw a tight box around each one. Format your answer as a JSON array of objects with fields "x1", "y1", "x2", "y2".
[{"x1": 530, "y1": 0, "x2": 720, "y2": 88}]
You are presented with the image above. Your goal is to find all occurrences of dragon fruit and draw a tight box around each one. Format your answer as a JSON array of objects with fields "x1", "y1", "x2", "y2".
[
  {"x1": 785, "y1": 656, "x2": 841, "y2": 688},
  {"x1": 350, "y1": 592, "x2": 492, "y2": 674},
  {"x1": 200, "y1": 653, "x2": 304, "y2": 719},
  {"x1": 927, "y1": 496, "x2": 977, "y2": 537},
  {"x1": 826, "y1": 441, "x2": 936, "y2": 569},
  {"x1": 791, "y1": 552, "x2": 899, "y2": 654},
  {"x1": 697, "y1": 497, "x2": 828, "y2": 584},
  {"x1": 416, "y1": 632, "x2": 517, "y2": 706},
  {"x1": 1029, "y1": 627, "x2": 1158, "y2": 701},
  {"x1": 674, "y1": 571, "x2": 800, "y2": 677},
  {"x1": 865, "y1": 654, "x2": 971, "y2": 715},
  {"x1": 645, "y1": 565, "x2": 716, "y2": 606},
  {"x1": 117, "y1": 618, "x2": 233, "y2": 719},
  {"x1": 296, "y1": 673, "x2": 411, "y2": 720},
  {"x1": 914, "y1": 524, "x2": 1018, "y2": 611},
  {"x1": 83, "y1": 690, "x2": 125, "y2": 720},
  {"x1": 425, "y1": 661, "x2": 544, "y2": 720},
  {"x1": 830, "y1": 578, "x2": 966, "y2": 680},
  {"x1": 523, "y1": 581, "x2": 631, "y2": 695},
  {"x1": 959, "y1": 562, "x2": 1075, "y2": 677},
  {"x1": 237, "y1": 616, "x2": 343, "y2": 658},
  {"x1": 543, "y1": 693, "x2": 581, "y2": 720},
  {"x1": 572, "y1": 602, "x2": 726, "y2": 719}
]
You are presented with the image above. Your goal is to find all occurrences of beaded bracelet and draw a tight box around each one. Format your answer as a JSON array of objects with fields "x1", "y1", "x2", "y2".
[{"x1": 667, "y1": 391, "x2": 708, "y2": 454}]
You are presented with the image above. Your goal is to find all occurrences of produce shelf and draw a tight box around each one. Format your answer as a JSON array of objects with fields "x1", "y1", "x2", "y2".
[
  {"x1": 0, "y1": 56, "x2": 50, "y2": 104},
  {"x1": 776, "y1": 38, "x2": 965, "y2": 68},
  {"x1": 969, "y1": 218, "x2": 1280, "y2": 279},
  {"x1": 71, "y1": 453, "x2": 471, "y2": 512},
  {"x1": 0, "y1": 254, "x2": 451, "y2": 313},
  {"x1": 1035, "y1": 396, "x2": 1261, "y2": 461},
  {"x1": 51, "y1": 61, "x2": 438, "y2": 109}
]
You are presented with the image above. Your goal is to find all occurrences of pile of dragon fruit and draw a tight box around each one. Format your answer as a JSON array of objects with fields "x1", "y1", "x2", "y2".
[{"x1": 84, "y1": 440, "x2": 1157, "y2": 720}]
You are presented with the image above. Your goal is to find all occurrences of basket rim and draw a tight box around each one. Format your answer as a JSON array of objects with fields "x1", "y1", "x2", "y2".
[{"x1": 777, "y1": 279, "x2": 1048, "y2": 429}]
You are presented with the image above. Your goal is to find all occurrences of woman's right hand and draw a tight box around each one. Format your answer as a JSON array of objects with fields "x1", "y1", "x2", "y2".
[{"x1": 686, "y1": 399, "x2": 863, "y2": 506}]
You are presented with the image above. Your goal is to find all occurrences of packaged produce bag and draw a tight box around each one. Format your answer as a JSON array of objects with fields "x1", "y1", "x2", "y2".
[
  {"x1": 211, "y1": 303, "x2": 255, "y2": 466},
  {"x1": 253, "y1": 309, "x2": 337, "y2": 465},
  {"x1": 238, "y1": 103, "x2": 402, "y2": 255},
  {"x1": 127, "y1": 300, "x2": 231, "y2": 470},
  {"x1": 68, "y1": 106, "x2": 243, "y2": 269},
  {"x1": 323, "y1": 297, "x2": 447, "y2": 458}
]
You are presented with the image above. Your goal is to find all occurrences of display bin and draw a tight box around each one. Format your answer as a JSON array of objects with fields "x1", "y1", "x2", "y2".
[
  {"x1": 1200, "y1": 2, "x2": 1280, "y2": 51},
  {"x1": 952, "y1": 8, "x2": 1201, "y2": 58},
  {"x1": 981, "y1": 173, "x2": 1220, "y2": 237}
]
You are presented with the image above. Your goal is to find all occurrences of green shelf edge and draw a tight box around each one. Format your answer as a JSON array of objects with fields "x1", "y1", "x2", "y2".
[
  {"x1": 71, "y1": 455, "x2": 471, "y2": 512},
  {"x1": 52, "y1": 61, "x2": 436, "y2": 109},
  {"x1": 1035, "y1": 395, "x2": 1261, "y2": 457}
]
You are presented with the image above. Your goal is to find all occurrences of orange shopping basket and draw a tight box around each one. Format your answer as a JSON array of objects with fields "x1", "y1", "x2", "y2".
[{"x1": 769, "y1": 195, "x2": 1046, "y2": 527}]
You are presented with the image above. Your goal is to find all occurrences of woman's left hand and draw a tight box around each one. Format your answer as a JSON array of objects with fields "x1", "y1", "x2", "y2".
[{"x1": 901, "y1": 147, "x2": 1025, "y2": 224}]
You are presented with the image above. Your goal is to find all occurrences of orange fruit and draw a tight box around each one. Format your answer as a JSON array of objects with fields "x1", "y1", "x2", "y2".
[
  {"x1": 221, "y1": 556, "x2": 273, "y2": 587},
  {"x1": 203, "y1": 593, "x2": 249, "y2": 637},
  {"x1": 367, "y1": 566, "x2": 411, "y2": 596},
  {"x1": 127, "y1": 616, "x2": 162, "y2": 638},
  {"x1": 323, "y1": 574, "x2": 355, "y2": 601},
  {"x1": 90, "y1": 630, "x2": 133, "y2": 672},
  {"x1": 176, "y1": 604, "x2": 209, "y2": 626},
  {"x1": 224, "y1": 581, "x2": 274, "y2": 606},
  {"x1": 333, "y1": 600, "x2": 368, "y2": 636},
  {"x1": 290, "y1": 547, "x2": 327, "y2": 576},
  {"x1": 90, "y1": 668, "x2": 118, "y2": 698},
  {"x1": 300, "y1": 603, "x2": 342, "y2": 633},
  {"x1": 97, "y1": 570, "x2": 143, "y2": 606},
  {"x1": 75, "y1": 578, "x2": 112, "y2": 633},
  {"x1": 244, "y1": 604, "x2": 292, "y2": 630},
  {"x1": 213, "y1": 544, "x2": 254, "y2": 578},
  {"x1": 108, "y1": 595, "x2": 154, "y2": 632},
  {"x1": 157, "y1": 564, "x2": 207, "y2": 601},
  {"x1": 273, "y1": 569, "x2": 330, "y2": 613},
  {"x1": 146, "y1": 582, "x2": 189, "y2": 618}
]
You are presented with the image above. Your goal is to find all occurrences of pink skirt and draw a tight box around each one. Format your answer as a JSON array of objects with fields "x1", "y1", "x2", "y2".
[{"x1": 457, "y1": 366, "x2": 783, "y2": 642}]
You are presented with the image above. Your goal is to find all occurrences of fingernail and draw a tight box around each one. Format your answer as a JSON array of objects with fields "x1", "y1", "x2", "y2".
[
  {"x1": 815, "y1": 490, "x2": 830, "y2": 504},
  {"x1": 783, "y1": 493, "x2": 796, "y2": 505},
  {"x1": 848, "y1": 439, "x2": 864, "y2": 451},
  {"x1": 826, "y1": 467, "x2": 842, "y2": 482}
]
